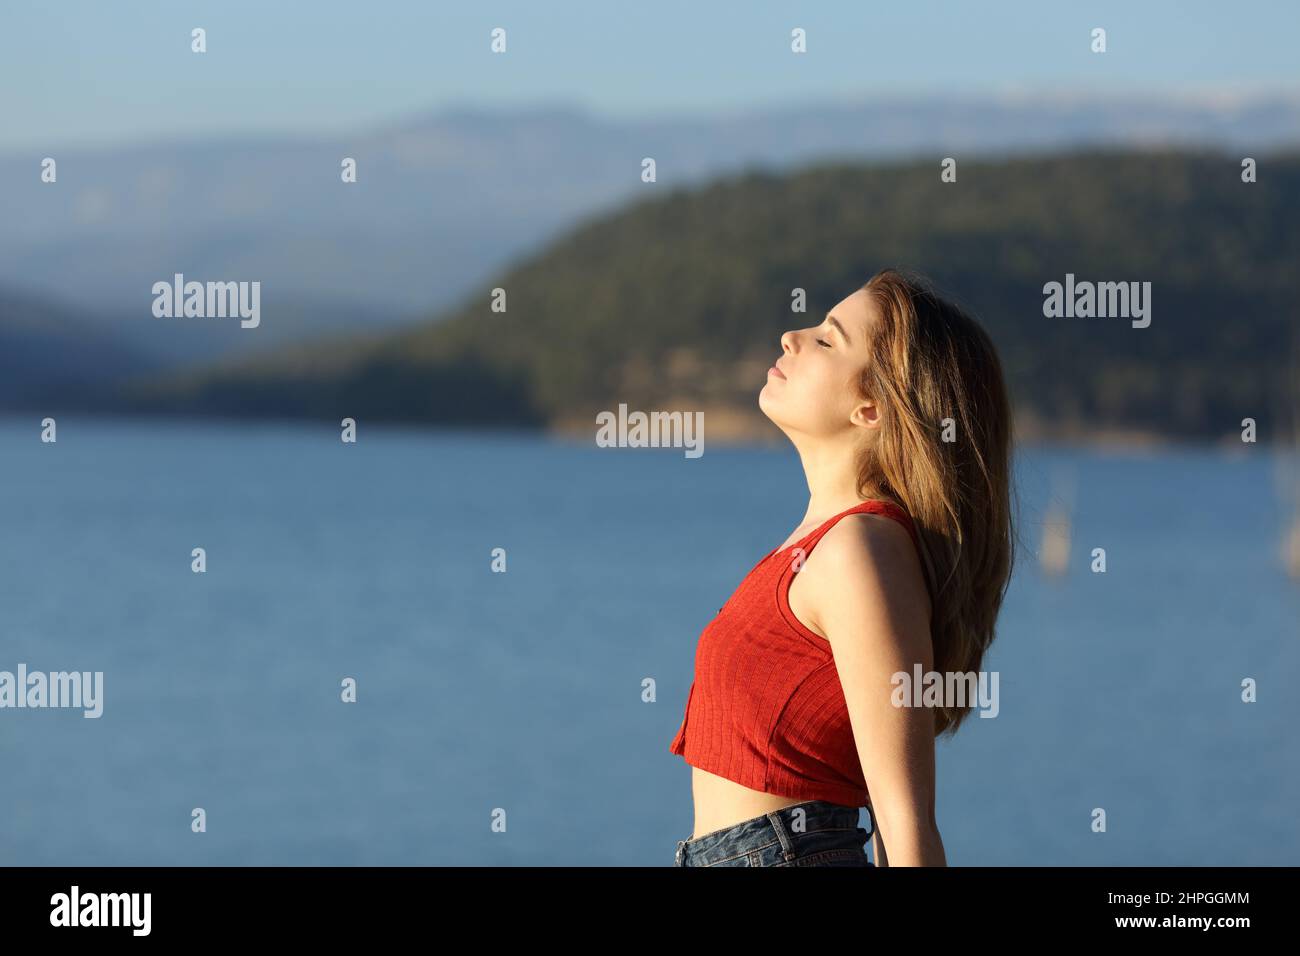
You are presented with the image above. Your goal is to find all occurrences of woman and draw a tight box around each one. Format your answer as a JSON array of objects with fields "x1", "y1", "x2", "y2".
[{"x1": 669, "y1": 268, "x2": 1015, "y2": 867}]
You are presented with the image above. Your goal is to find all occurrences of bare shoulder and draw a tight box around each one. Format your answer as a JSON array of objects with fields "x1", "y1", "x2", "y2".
[
  {"x1": 809, "y1": 511, "x2": 923, "y2": 579},
  {"x1": 798, "y1": 511, "x2": 932, "y2": 635}
]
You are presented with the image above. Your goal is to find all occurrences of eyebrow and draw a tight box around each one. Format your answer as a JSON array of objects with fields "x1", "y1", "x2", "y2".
[{"x1": 826, "y1": 314, "x2": 852, "y2": 347}]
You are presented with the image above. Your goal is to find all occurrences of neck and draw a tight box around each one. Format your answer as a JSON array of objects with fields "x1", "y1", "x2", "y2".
[{"x1": 791, "y1": 435, "x2": 878, "y2": 528}]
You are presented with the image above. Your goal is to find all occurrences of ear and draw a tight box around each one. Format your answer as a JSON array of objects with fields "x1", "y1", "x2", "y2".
[{"x1": 851, "y1": 398, "x2": 881, "y2": 429}]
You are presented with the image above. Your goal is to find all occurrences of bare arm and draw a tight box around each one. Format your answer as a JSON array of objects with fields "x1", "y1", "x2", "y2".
[{"x1": 802, "y1": 514, "x2": 947, "y2": 867}]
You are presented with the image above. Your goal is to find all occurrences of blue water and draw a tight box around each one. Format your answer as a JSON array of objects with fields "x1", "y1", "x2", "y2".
[{"x1": 0, "y1": 417, "x2": 1296, "y2": 865}]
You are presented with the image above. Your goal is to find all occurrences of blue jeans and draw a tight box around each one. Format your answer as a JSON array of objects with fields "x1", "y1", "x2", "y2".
[{"x1": 674, "y1": 799, "x2": 875, "y2": 867}]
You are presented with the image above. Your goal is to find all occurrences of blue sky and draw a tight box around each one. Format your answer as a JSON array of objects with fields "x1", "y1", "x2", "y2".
[{"x1": 3, "y1": 0, "x2": 1297, "y2": 150}]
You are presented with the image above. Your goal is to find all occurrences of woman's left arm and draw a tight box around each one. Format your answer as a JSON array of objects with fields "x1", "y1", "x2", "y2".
[{"x1": 801, "y1": 514, "x2": 947, "y2": 867}]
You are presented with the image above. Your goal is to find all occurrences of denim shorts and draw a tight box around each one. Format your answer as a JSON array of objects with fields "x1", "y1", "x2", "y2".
[{"x1": 674, "y1": 799, "x2": 874, "y2": 867}]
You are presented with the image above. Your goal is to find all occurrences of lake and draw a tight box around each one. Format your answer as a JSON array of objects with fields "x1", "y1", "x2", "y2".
[{"x1": 1, "y1": 417, "x2": 1296, "y2": 865}]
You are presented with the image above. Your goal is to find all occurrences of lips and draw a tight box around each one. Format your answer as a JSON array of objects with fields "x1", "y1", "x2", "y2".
[{"x1": 769, "y1": 363, "x2": 786, "y2": 379}]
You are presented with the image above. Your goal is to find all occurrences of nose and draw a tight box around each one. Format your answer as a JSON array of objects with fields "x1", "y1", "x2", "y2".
[{"x1": 780, "y1": 329, "x2": 797, "y2": 353}]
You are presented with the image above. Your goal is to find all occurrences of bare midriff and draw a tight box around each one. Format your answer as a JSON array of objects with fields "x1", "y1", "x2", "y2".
[
  {"x1": 688, "y1": 768, "x2": 873, "y2": 839},
  {"x1": 688, "y1": 767, "x2": 814, "y2": 840}
]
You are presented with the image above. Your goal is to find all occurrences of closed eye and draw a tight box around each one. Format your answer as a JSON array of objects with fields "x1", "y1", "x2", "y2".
[{"x1": 817, "y1": 338, "x2": 832, "y2": 348}]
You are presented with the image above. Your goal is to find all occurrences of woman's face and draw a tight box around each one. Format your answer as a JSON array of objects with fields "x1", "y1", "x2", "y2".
[{"x1": 759, "y1": 288, "x2": 882, "y2": 437}]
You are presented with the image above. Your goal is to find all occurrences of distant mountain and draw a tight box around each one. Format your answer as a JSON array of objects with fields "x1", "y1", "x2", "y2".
[
  {"x1": 3, "y1": 92, "x2": 1299, "y2": 365},
  {"x1": 115, "y1": 147, "x2": 1300, "y2": 442},
  {"x1": 0, "y1": 289, "x2": 161, "y2": 410}
]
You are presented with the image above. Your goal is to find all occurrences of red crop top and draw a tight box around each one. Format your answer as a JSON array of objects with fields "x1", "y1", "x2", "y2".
[{"x1": 668, "y1": 498, "x2": 922, "y2": 808}]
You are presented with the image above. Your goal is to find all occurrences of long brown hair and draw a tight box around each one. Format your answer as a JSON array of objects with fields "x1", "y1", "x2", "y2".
[{"x1": 853, "y1": 268, "x2": 1016, "y2": 738}]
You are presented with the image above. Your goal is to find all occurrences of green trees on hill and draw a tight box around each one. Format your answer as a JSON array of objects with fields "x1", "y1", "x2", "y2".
[{"x1": 122, "y1": 148, "x2": 1300, "y2": 441}]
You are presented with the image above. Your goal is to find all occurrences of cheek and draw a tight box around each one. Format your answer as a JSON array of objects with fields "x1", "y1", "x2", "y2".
[
  {"x1": 802, "y1": 364, "x2": 858, "y2": 417},
  {"x1": 800, "y1": 364, "x2": 839, "y2": 401}
]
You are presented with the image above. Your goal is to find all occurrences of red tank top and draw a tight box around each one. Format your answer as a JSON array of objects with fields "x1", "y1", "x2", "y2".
[{"x1": 668, "y1": 498, "x2": 921, "y2": 807}]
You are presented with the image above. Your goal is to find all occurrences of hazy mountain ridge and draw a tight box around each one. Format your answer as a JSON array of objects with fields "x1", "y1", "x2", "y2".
[{"x1": 4, "y1": 91, "x2": 1298, "y2": 366}]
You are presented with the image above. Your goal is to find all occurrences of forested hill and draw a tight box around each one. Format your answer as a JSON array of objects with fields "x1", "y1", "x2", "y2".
[{"x1": 118, "y1": 147, "x2": 1300, "y2": 442}]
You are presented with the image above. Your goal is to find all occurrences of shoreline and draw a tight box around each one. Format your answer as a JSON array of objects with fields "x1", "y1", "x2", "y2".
[
  {"x1": 546, "y1": 407, "x2": 1254, "y2": 453},
  {"x1": 0, "y1": 408, "x2": 1282, "y2": 452}
]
